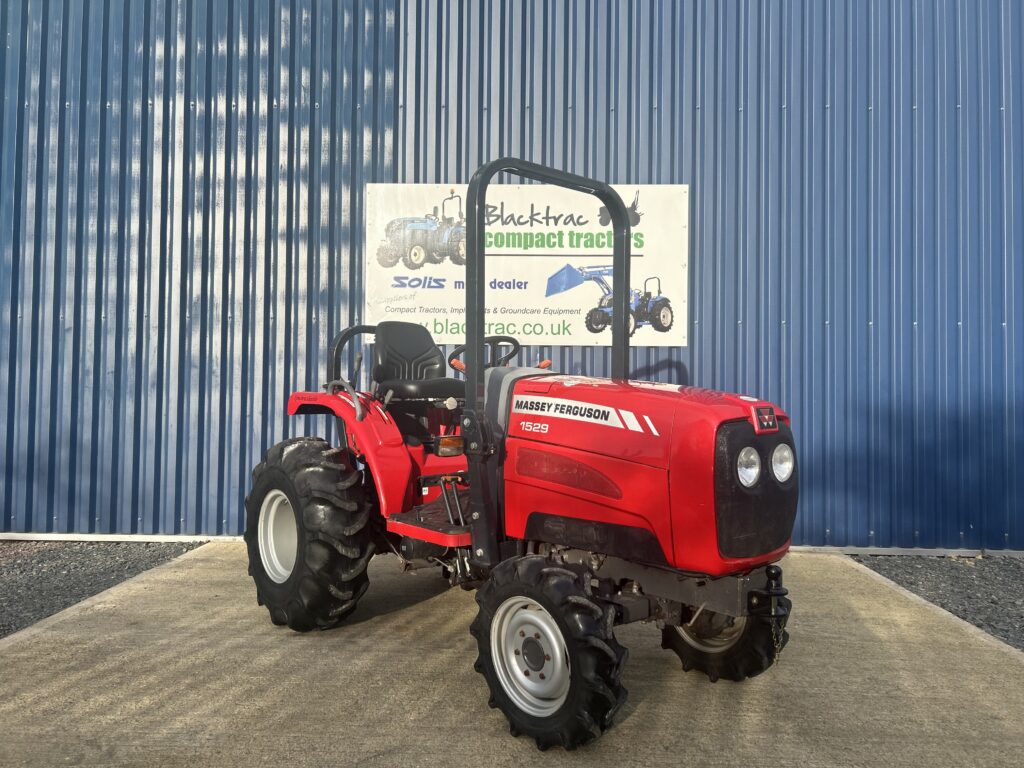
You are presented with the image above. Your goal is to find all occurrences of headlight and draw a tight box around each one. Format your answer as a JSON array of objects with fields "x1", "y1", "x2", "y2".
[
  {"x1": 736, "y1": 447, "x2": 761, "y2": 487},
  {"x1": 771, "y1": 443, "x2": 795, "y2": 483}
]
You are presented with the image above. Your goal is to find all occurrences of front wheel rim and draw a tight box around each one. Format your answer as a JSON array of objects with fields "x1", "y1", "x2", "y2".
[
  {"x1": 490, "y1": 597, "x2": 571, "y2": 717},
  {"x1": 258, "y1": 490, "x2": 298, "y2": 584},
  {"x1": 409, "y1": 244, "x2": 426, "y2": 264},
  {"x1": 675, "y1": 615, "x2": 747, "y2": 653}
]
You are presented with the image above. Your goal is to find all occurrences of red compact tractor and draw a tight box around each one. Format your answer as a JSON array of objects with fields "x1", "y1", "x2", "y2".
[{"x1": 245, "y1": 159, "x2": 798, "y2": 750}]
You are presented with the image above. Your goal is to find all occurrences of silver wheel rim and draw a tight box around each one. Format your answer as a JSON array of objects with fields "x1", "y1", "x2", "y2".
[
  {"x1": 490, "y1": 596, "x2": 571, "y2": 717},
  {"x1": 675, "y1": 616, "x2": 747, "y2": 654},
  {"x1": 258, "y1": 490, "x2": 298, "y2": 584},
  {"x1": 628, "y1": 315, "x2": 635, "y2": 333},
  {"x1": 659, "y1": 306, "x2": 672, "y2": 325},
  {"x1": 457, "y1": 239, "x2": 466, "y2": 259},
  {"x1": 410, "y1": 244, "x2": 426, "y2": 264}
]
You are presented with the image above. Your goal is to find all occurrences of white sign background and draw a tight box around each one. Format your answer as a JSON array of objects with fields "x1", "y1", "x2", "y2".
[{"x1": 364, "y1": 183, "x2": 689, "y2": 347}]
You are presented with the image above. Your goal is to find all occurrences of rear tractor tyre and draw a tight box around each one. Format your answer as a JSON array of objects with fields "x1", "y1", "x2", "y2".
[
  {"x1": 470, "y1": 556, "x2": 628, "y2": 750},
  {"x1": 244, "y1": 437, "x2": 376, "y2": 632},
  {"x1": 449, "y1": 231, "x2": 467, "y2": 265},
  {"x1": 650, "y1": 300, "x2": 674, "y2": 332},
  {"x1": 661, "y1": 604, "x2": 790, "y2": 682}
]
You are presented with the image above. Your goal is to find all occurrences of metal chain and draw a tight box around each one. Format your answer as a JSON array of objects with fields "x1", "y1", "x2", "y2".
[{"x1": 771, "y1": 616, "x2": 785, "y2": 665}]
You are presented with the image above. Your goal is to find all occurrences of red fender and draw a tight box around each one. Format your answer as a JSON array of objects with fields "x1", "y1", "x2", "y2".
[{"x1": 287, "y1": 391, "x2": 413, "y2": 518}]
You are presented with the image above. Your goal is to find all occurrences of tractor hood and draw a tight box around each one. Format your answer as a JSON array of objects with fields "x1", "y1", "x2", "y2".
[
  {"x1": 504, "y1": 375, "x2": 787, "y2": 469},
  {"x1": 502, "y1": 373, "x2": 796, "y2": 574},
  {"x1": 384, "y1": 216, "x2": 435, "y2": 235}
]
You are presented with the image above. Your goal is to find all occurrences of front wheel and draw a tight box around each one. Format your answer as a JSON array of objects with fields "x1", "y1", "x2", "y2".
[
  {"x1": 584, "y1": 308, "x2": 609, "y2": 333},
  {"x1": 376, "y1": 243, "x2": 401, "y2": 268},
  {"x1": 470, "y1": 556, "x2": 628, "y2": 750},
  {"x1": 244, "y1": 438, "x2": 376, "y2": 632},
  {"x1": 403, "y1": 242, "x2": 429, "y2": 269},
  {"x1": 661, "y1": 604, "x2": 790, "y2": 682}
]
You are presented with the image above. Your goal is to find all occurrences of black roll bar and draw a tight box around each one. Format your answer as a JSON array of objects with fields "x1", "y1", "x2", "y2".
[
  {"x1": 465, "y1": 158, "x2": 632, "y2": 412},
  {"x1": 325, "y1": 324, "x2": 377, "y2": 423},
  {"x1": 463, "y1": 159, "x2": 632, "y2": 570},
  {"x1": 329, "y1": 324, "x2": 377, "y2": 382}
]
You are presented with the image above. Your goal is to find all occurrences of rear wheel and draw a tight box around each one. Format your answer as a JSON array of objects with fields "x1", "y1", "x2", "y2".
[
  {"x1": 449, "y1": 231, "x2": 467, "y2": 265},
  {"x1": 244, "y1": 437, "x2": 376, "y2": 632},
  {"x1": 650, "y1": 300, "x2": 674, "y2": 332},
  {"x1": 470, "y1": 556, "x2": 628, "y2": 750},
  {"x1": 661, "y1": 606, "x2": 789, "y2": 682}
]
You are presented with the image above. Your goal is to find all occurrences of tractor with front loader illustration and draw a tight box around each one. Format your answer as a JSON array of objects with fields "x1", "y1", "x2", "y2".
[
  {"x1": 546, "y1": 263, "x2": 675, "y2": 336},
  {"x1": 245, "y1": 159, "x2": 798, "y2": 750},
  {"x1": 376, "y1": 188, "x2": 466, "y2": 269}
]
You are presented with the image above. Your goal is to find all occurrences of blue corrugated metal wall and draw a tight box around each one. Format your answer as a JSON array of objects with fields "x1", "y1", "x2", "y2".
[
  {"x1": 2, "y1": 0, "x2": 1022, "y2": 547},
  {"x1": 0, "y1": 0, "x2": 396, "y2": 534},
  {"x1": 396, "y1": 0, "x2": 1024, "y2": 551}
]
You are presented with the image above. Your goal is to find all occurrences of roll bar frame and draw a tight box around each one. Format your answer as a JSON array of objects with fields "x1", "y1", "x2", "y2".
[
  {"x1": 464, "y1": 158, "x2": 632, "y2": 412},
  {"x1": 462, "y1": 158, "x2": 632, "y2": 568}
]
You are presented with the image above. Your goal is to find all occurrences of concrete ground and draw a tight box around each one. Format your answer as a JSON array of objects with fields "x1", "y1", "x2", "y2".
[{"x1": 1, "y1": 544, "x2": 1022, "y2": 767}]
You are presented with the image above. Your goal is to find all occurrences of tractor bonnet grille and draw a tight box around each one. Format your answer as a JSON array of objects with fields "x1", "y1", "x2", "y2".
[{"x1": 713, "y1": 420, "x2": 799, "y2": 559}]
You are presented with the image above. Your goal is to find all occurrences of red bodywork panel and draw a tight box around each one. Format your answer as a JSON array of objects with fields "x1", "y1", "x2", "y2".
[
  {"x1": 503, "y1": 376, "x2": 791, "y2": 576},
  {"x1": 289, "y1": 374, "x2": 794, "y2": 578},
  {"x1": 287, "y1": 392, "x2": 467, "y2": 519},
  {"x1": 385, "y1": 517, "x2": 472, "y2": 547}
]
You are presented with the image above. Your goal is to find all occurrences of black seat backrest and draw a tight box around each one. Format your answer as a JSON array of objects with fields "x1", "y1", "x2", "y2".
[{"x1": 372, "y1": 321, "x2": 445, "y2": 383}]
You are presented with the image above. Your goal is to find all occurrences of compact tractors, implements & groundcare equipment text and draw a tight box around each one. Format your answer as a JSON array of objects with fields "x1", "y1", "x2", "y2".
[{"x1": 245, "y1": 159, "x2": 798, "y2": 750}]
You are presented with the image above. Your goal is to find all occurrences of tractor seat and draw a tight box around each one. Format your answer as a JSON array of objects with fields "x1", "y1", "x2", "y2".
[
  {"x1": 377, "y1": 377, "x2": 464, "y2": 400},
  {"x1": 372, "y1": 321, "x2": 464, "y2": 401}
]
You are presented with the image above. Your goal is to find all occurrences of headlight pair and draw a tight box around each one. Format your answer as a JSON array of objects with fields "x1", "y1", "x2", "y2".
[{"x1": 736, "y1": 443, "x2": 795, "y2": 487}]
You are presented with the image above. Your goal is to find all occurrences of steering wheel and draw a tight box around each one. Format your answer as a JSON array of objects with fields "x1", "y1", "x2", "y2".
[{"x1": 448, "y1": 336, "x2": 521, "y2": 373}]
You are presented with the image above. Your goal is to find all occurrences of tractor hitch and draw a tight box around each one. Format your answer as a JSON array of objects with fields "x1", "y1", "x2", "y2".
[
  {"x1": 746, "y1": 564, "x2": 792, "y2": 663},
  {"x1": 746, "y1": 564, "x2": 791, "y2": 621}
]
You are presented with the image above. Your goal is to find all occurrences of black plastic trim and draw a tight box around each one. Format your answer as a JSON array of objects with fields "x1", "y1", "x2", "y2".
[
  {"x1": 524, "y1": 512, "x2": 669, "y2": 566},
  {"x1": 713, "y1": 420, "x2": 799, "y2": 559}
]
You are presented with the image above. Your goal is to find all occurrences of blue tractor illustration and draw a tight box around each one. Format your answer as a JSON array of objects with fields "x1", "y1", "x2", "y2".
[
  {"x1": 376, "y1": 189, "x2": 466, "y2": 270},
  {"x1": 545, "y1": 264, "x2": 675, "y2": 336}
]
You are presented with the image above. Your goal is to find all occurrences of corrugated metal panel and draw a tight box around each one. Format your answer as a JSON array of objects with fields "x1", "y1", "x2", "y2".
[
  {"x1": 1, "y1": 0, "x2": 1022, "y2": 548},
  {"x1": 0, "y1": 0, "x2": 397, "y2": 534},
  {"x1": 395, "y1": 0, "x2": 1023, "y2": 549}
]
